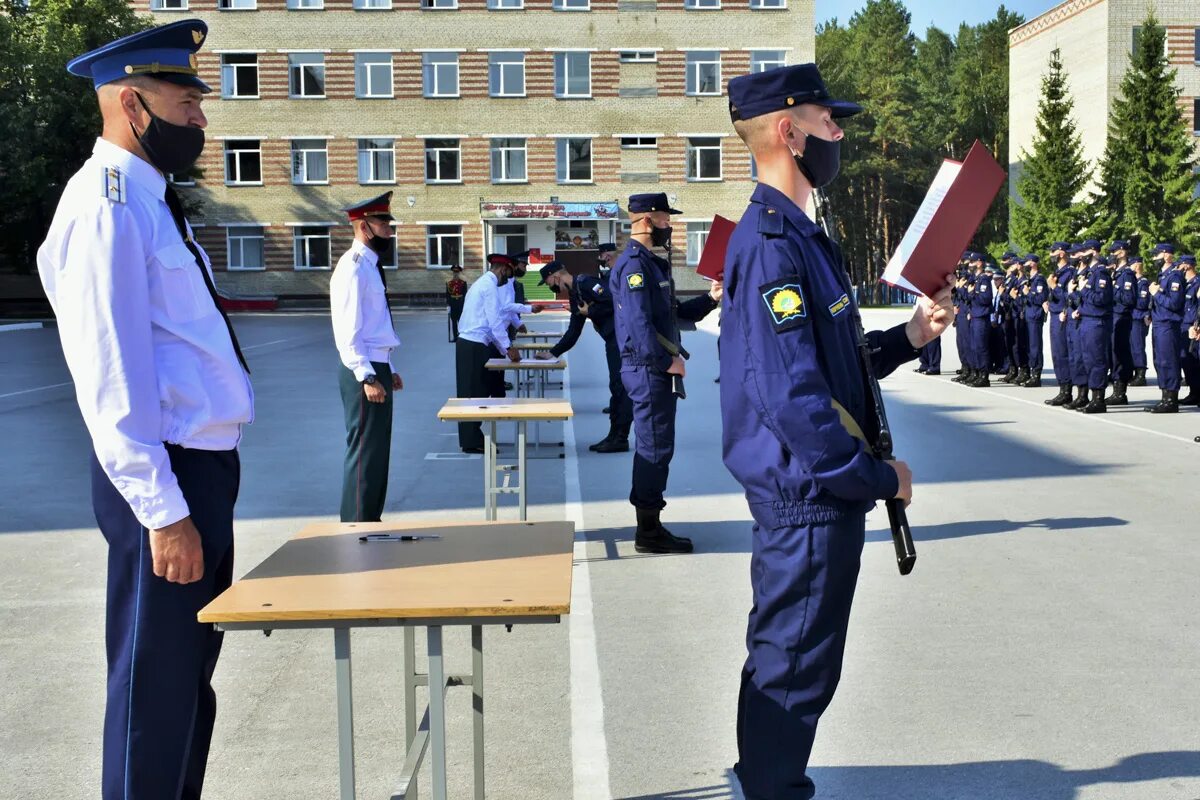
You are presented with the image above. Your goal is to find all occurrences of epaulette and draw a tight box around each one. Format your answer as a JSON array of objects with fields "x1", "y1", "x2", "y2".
[
  {"x1": 351, "y1": 252, "x2": 362, "y2": 264},
  {"x1": 101, "y1": 166, "x2": 126, "y2": 204},
  {"x1": 757, "y1": 205, "x2": 784, "y2": 237}
]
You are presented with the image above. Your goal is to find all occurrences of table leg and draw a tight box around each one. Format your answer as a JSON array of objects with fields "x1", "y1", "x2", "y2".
[
  {"x1": 518, "y1": 420, "x2": 527, "y2": 521},
  {"x1": 427, "y1": 626, "x2": 448, "y2": 800},
  {"x1": 403, "y1": 626, "x2": 419, "y2": 800},
  {"x1": 334, "y1": 628, "x2": 356, "y2": 800},
  {"x1": 471, "y1": 625, "x2": 485, "y2": 800},
  {"x1": 483, "y1": 421, "x2": 496, "y2": 521}
]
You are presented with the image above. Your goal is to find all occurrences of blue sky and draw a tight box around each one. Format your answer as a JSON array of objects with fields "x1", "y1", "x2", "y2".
[{"x1": 815, "y1": 0, "x2": 1056, "y2": 34}]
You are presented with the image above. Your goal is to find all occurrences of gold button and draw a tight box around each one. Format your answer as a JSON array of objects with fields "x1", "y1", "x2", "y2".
[
  {"x1": 786, "y1": 97, "x2": 795, "y2": 106},
  {"x1": 124, "y1": 65, "x2": 133, "y2": 74}
]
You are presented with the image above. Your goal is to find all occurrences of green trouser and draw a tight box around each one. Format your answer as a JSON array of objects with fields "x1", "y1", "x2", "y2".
[{"x1": 338, "y1": 361, "x2": 393, "y2": 522}]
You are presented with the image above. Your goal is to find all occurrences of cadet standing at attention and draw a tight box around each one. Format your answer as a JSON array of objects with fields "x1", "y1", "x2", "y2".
[
  {"x1": 1045, "y1": 242, "x2": 1075, "y2": 405},
  {"x1": 1148, "y1": 243, "x2": 1184, "y2": 414},
  {"x1": 37, "y1": 21, "x2": 253, "y2": 798},
  {"x1": 609, "y1": 192, "x2": 721, "y2": 554},
  {"x1": 720, "y1": 64, "x2": 952, "y2": 800},
  {"x1": 1064, "y1": 243, "x2": 1091, "y2": 409},
  {"x1": 967, "y1": 253, "x2": 993, "y2": 387},
  {"x1": 1107, "y1": 242, "x2": 1137, "y2": 406},
  {"x1": 446, "y1": 264, "x2": 467, "y2": 342},
  {"x1": 330, "y1": 191, "x2": 403, "y2": 522},
  {"x1": 1077, "y1": 242, "x2": 1113, "y2": 413},
  {"x1": 1179, "y1": 255, "x2": 1200, "y2": 407},
  {"x1": 1022, "y1": 254, "x2": 1048, "y2": 388},
  {"x1": 1131, "y1": 257, "x2": 1151, "y2": 386}
]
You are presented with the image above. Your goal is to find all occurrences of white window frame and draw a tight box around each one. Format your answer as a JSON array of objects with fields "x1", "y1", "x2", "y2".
[
  {"x1": 490, "y1": 138, "x2": 528, "y2": 183},
  {"x1": 492, "y1": 223, "x2": 527, "y2": 257},
  {"x1": 685, "y1": 222, "x2": 711, "y2": 267},
  {"x1": 749, "y1": 0, "x2": 786, "y2": 8},
  {"x1": 289, "y1": 53, "x2": 326, "y2": 98},
  {"x1": 1194, "y1": 98, "x2": 1200, "y2": 135},
  {"x1": 426, "y1": 225, "x2": 464, "y2": 269},
  {"x1": 553, "y1": 0, "x2": 589, "y2": 9},
  {"x1": 488, "y1": 0, "x2": 523, "y2": 8},
  {"x1": 355, "y1": 53, "x2": 394, "y2": 98},
  {"x1": 423, "y1": 52, "x2": 460, "y2": 98},
  {"x1": 291, "y1": 139, "x2": 329, "y2": 185},
  {"x1": 618, "y1": 50, "x2": 657, "y2": 63},
  {"x1": 293, "y1": 226, "x2": 332, "y2": 270},
  {"x1": 750, "y1": 49, "x2": 786, "y2": 73},
  {"x1": 556, "y1": 137, "x2": 592, "y2": 184},
  {"x1": 167, "y1": 172, "x2": 196, "y2": 187},
  {"x1": 354, "y1": 0, "x2": 391, "y2": 8},
  {"x1": 151, "y1": 0, "x2": 188, "y2": 9},
  {"x1": 224, "y1": 139, "x2": 263, "y2": 186},
  {"x1": 424, "y1": 139, "x2": 462, "y2": 184},
  {"x1": 287, "y1": 0, "x2": 323, "y2": 9},
  {"x1": 686, "y1": 137, "x2": 722, "y2": 181},
  {"x1": 620, "y1": 135, "x2": 657, "y2": 149},
  {"x1": 421, "y1": 0, "x2": 458, "y2": 8},
  {"x1": 685, "y1": 51, "x2": 721, "y2": 97},
  {"x1": 554, "y1": 52, "x2": 592, "y2": 99},
  {"x1": 358, "y1": 138, "x2": 396, "y2": 184},
  {"x1": 221, "y1": 53, "x2": 259, "y2": 99},
  {"x1": 226, "y1": 226, "x2": 266, "y2": 271},
  {"x1": 489, "y1": 52, "x2": 526, "y2": 97},
  {"x1": 685, "y1": 0, "x2": 720, "y2": 9},
  {"x1": 218, "y1": 0, "x2": 256, "y2": 9}
]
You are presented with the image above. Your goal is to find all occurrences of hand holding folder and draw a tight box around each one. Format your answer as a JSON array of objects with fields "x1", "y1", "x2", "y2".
[{"x1": 696, "y1": 215, "x2": 737, "y2": 282}]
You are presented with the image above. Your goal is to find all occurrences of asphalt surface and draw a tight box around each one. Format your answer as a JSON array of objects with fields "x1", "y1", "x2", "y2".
[{"x1": 1, "y1": 308, "x2": 1198, "y2": 800}]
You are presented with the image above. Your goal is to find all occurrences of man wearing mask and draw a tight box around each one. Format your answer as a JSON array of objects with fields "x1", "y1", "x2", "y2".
[
  {"x1": 998, "y1": 253, "x2": 1022, "y2": 383},
  {"x1": 1148, "y1": 243, "x2": 1185, "y2": 413},
  {"x1": 456, "y1": 254, "x2": 523, "y2": 451},
  {"x1": 610, "y1": 192, "x2": 721, "y2": 553},
  {"x1": 1107, "y1": 242, "x2": 1137, "y2": 406},
  {"x1": 330, "y1": 192, "x2": 403, "y2": 522},
  {"x1": 1179, "y1": 255, "x2": 1200, "y2": 406},
  {"x1": 1021, "y1": 254, "x2": 1048, "y2": 388},
  {"x1": 37, "y1": 21, "x2": 253, "y2": 798},
  {"x1": 1130, "y1": 257, "x2": 1151, "y2": 386},
  {"x1": 966, "y1": 253, "x2": 993, "y2": 386},
  {"x1": 1076, "y1": 242, "x2": 1114, "y2": 413},
  {"x1": 1044, "y1": 242, "x2": 1075, "y2": 405},
  {"x1": 598, "y1": 241, "x2": 617, "y2": 281}
]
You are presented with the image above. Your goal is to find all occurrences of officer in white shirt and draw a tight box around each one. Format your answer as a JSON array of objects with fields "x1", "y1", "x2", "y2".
[
  {"x1": 36, "y1": 20, "x2": 253, "y2": 799},
  {"x1": 330, "y1": 191, "x2": 403, "y2": 522},
  {"x1": 455, "y1": 254, "x2": 522, "y2": 452}
]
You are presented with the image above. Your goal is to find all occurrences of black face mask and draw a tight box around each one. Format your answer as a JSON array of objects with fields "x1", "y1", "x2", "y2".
[
  {"x1": 793, "y1": 133, "x2": 841, "y2": 189},
  {"x1": 130, "y1": 93, "x2": 205, "y2": 176},
  {"x1": 367, "y1": 235, "x2": 391, "y2": 255},
  {"x1": 650, "y1": 224, "x2": 673, "y2": 250}
]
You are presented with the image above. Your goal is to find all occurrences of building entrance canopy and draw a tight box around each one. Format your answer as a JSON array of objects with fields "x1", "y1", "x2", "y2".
[{"x1": 480, "y1": 201, "x2": 620, "y2": 220}]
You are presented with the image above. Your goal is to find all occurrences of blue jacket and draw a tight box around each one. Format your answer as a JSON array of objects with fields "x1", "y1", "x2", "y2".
[
  {"x1": 718, "y1": 183, "x2": 917, "y2": 529},
  {"x1": 1024, "y1": 274, "x2": 1049, "y2": 321},
  {"x1": 1152, "y1": 267, "x2": 1186, "y2": 323},
  {"x1": 1112, "y1": 266, "x2": 1138, "y2": 316},
  {"x1": 1079, "y1": 263, "x2": 1114, "y2": 318},
  {"x1": 551, "y1": 274, "x2": 614, "y2": 356},
  {"x1": 1048, "y1": 264, "x2": 1075, "y2": 314},
  {"x1": 969, "y1": 273, "x2": 993, "y2": 316},
  {"x1": 1184, "y1": 275, "x2": 1200, "y2": 327},
  {"x1": 1135, "y1": 277, "x2": 1152, "y2": 317}
]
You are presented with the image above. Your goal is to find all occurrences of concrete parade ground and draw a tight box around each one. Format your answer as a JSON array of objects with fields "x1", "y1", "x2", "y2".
[{"x1": 2, "y1": 307, "x2": 1199, "y2": 800}]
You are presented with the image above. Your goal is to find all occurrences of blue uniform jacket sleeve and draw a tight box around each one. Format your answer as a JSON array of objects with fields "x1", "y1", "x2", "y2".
[
  {"x1": 615, "y1": 251, "x2": 673, "y2": 372},
  {"x1": 1155, "y1": 275, "x2": 1186, "y2": 314},
  {"x1": 551, "y1": 307, "x2": 587, "y2": 356},
  {"x1": 866, "y1": 324, "x2": 920, "y2": 380},
  {"x1": 676, "y1": 292, "x2": 718, "y2": 322}
]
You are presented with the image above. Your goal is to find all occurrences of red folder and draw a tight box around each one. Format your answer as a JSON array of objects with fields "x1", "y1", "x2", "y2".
[{"x1": 696, "y1": 215, "x2": 737, "y2": 281}]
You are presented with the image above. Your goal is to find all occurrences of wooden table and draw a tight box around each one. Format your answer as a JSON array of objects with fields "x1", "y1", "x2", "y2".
[
  {"x1": 438, "y1": 398, "x2": 574, "y2": 520},
  {"x1": 512, "y1": 331, "x2": 559, "y2": 342},
  {"x1": 199, "y1": 519, "x2": 574, "y2": 800},
  {"x1": 486, "y1": 357, "x2": 566, "y2": 399},
  {"x1": 516, "y1": 341, "x2": 556, "y2": 352}
]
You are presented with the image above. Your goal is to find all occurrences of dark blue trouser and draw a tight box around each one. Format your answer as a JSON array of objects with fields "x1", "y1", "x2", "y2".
[
  {"x1": 1081, "y1": 316, "x2": 1112, "y2": 390},
  {"x1": 1025, "y1": 317, "x2": 1045, "y2": 375},
  {"x1": 602, "y1": 334, "x2": 633, "y2": 427},
  {"x1": 918, "y1": 337, "x2": 941, "y2": 371},
  {"x1": 969, "y1": 316, "x2": 990, "y2": 370},
  {"x1": 1111, "y1": 315, "x2": 1134, "y2": 383},
  {"x1": 1049, "y1": 313, "x2": 1070, "y2": 385},
  {"x1": 954, "y1": 315, "x2": 967, "y2": 369},
  {"x1": 736, "y1": 515, "x2": 866, "y2": 800},
  {"x1": 339, "y1": 361, "x2": 393, "y2": 523},
  {"x1": 1131, "y1": 316, "x2": 1149, "y2": 369},
  {"x1": 1003, "y1": 317, "x2": 1018, "y2": 369},
  {"x1": 1152, "y1": 323, "x2": 1182, "y2": 391},
  {"x1": 1068, "y1": 317, "x2": 1087, "y2": 386},
  {"x1": 93, "y1": 446, "x2": 238, "y2": 800},
  {"x1": 1015, "y1": 315, "x2": 1029, "y2": 367},
  {"x1": 1180, "y1": 323, "x2": 1200, "y2": 393},
  {"x1": 622, "y1": 365, "x2": 676, "y2": 510}
]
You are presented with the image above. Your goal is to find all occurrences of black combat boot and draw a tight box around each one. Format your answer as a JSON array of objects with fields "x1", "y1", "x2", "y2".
[
  {"x1": 1148, "y1": 390, "x2": 1179, "y2": 414},
  {"x1": 1082, "y1": 388, "x2": 1107, "y2": 413},
  {"x1": 974, "y1": 370, "x2": 991, "y2": 387},
  {"x1": 589, "y1": 423, "x2": 617, "y2": 452},
  {"x1": 1179, "y1": 390, "x2": 1198, "y2": 405},
  {"x1": 1129, "y1": 368, "x2": 1147, "y2": 387},
  {"x1": 1023, "y1": 371, "x2": 1043, "y2": 388},
  {"x1": 1045, "y1": 385, "x2": 1071, "y2": 406},
  {"x1": 1107, "y1": 381, "x2": 1128, "y2": 406},
  {"x1": 594, "y1": 423, "x2": 630, "y2": 453},
  {"x1": 1000, "y1": 367, "x2": 1017, "y2": 384},
  {"x1": 634, "y1": 507, "x2": 693, "y2": 554},
  {"x1": 1014, "y1": 367, "x2": 1029, "y2": 385}
]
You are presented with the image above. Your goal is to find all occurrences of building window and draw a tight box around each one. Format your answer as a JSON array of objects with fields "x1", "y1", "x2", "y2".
[
  {"x1": 553, "y1": 0, "x2": 589, "y2": 9},
  {"x1": 488, "y1": 0, "x2": 523, "y2": 8},
  {"x1": 1194, "y1": 29, "x2": 1200, "y2": 63},
  {"x1": 490, "y1": 138, "x2": 528, "y2": 183},
  {"x1": 749, "y1": 0, "x2": 785, "y2": 7},
  {"x1": 294, "y1": 226, "x2": 332, "y2": 270},
  {"x1": 355, "y1": 53, "x2": 394, "y2": 98},
  {"x1": 358, "y1": 138, "x2": 395, "y2": 184},
  {"x1": 489, "y1": 53, "x2": 526, "y2": 97},
  {"x1": 221, "y1": 54, "x2": 259, "y2": 99},
  {"x1": 224, "y1": 140, "x2": 262, "y2": 185},
  {"x1": 427, "y1": 225, "x2": 464, "y2": 269},
  {"x1": 287, "y1": 0, "x2": 323, "y2": 8},
  {"x1": 685, "y1": 51, "x2": 721, "y2": 96},
  {"x1": 291, "y1": 139, "x2": 329, "y2": 185},
  {"x1": 425, "y1": 139, "x2": 461, "y2": 183},
  {"x1": 421, "y1": 0, "x2": 458, "y2": 8},
  {"x1": 620, "y1": 136, "x2": 657, "y2": 149},
  {"x1": 493, "y1": 224, "x2": 526, "y2": 256},
  {"x1": 619, "y1": 51, "x2": 657, "y2": 63},
  {"x1": 218, "y1": 0, "x2": 256, "y2": 9},
  {"x1": 556, "y1": 138, "x2": 592, "y2": 183},
  {"x1": 288, "y1": 53, "x2": 325, "y2": 98},
  {"x1": 226, "y1": 226, "x2": 265, "y2": 271},
  {"x1": 1131, "y1": 26, "x2": 1143, "y2": 58},
  {"x1": 686, "y1": 137, "x2": 722, "y2": 181},
  {"x1": 167, "y1": 172, "x2": 196, "y2": 186},
  {"x1": 354, "y1": 0, "x2": 390, "y2": 7},
  {"x1": 685, "y1": 0, "x2": 719, "y2": 8},
  {"x1": 1194, "y1": 99, "x2": 1200, "y2": 134},
  {"x1": 750, "y1": 49, "x2": 786, "y2": 73},
  {"x1": 151, "y1": 0, "x2": 187, "y2": 9},
  {"x1": 685, "y1": 222, "x2": 711, "y2": 266},
  {"x1": 554, "y1": 52, "x2": 591, "y2": 99},
  {"x1": 423, "y1": 53, "x2": 460, "y2": 98},
  {"x1": 750, "y1": 155, "x2": 757, "y2": 180}
]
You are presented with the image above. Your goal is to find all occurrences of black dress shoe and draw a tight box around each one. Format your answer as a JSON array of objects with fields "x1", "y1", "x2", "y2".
[
  {"x1": 602, "y1": 405, "x2": 611, "y2": 415},
  {"x1": 925, "y1": 370, "x2": 941, "y2": 376},
  {"x1": 915, "y1": 367, "x2": 927, "y2": 373},
  {"x1": 634, "y1": 527, "x2": 694, "y2": 554},
  {"x1": 462, "y1": 446, "x2": 485, "y2": 454},
  {"x1": 504, "y1": 381, "x2": 514, "y2": 391}
]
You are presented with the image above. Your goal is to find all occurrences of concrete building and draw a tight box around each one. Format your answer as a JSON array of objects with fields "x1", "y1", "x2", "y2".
[
  {"x1": 130, "y1": 0, "x2": 813, "y2": 299},
  {"x1": 1008, "y1": 0, "x2": 1200, "y2": 202}
]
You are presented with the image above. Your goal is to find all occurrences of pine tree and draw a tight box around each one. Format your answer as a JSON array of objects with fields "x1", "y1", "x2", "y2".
[{"x1": 1010, "y1": 48, "x2": 1091, "y2": 253}]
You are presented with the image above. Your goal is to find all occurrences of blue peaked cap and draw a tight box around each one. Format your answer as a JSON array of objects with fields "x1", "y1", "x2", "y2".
[
  {"x1": 628, "y1": 193, "x2": 681, "y2": 214},
  {"x1": 728, "y1": 64, "x2": 862, "y2": 122},
  {"x1": 67, "y1": 19, "x2": 211, "y2": 92}
]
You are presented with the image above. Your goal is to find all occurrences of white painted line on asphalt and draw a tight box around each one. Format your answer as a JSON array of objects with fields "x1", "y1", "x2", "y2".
[
  {"x1": 0, "y1": 381, "x2": 72, "y2": 399},
  {"x1": 242, "y1": 338, "x2": 290, "y2": 351},
  {"x1": 423, "y1": 452, "x2": 480, "y2": 460},
  {"x1": 0, "y1": 322, "x2": 44, "y2": 333},
  {"x1": 564, "y1": 369, "x2": 612, "y2": 800}
]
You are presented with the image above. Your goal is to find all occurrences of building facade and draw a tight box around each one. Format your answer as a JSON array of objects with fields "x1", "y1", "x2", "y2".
[
  {"x1": 130, "y1": 0, "x2": 814, "y2": 299},
  {"x1": 1008, "y1": 0, "x2": 1200, "y2": 202}
]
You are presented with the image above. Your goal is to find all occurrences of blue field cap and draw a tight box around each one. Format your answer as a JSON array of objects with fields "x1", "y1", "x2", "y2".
[
  {"x1": 1001, "y1": 251, "x2": 1019, "y2": 262},
  {"x1": 728, "y1": 63, "x2": 862, "y2": 122},
  {"x1": 1081, "y1": 239, "x2": 1102, "y2": 251},
  {"x1": 1108, "y1": 240, "x2": 1129, "y2": 253},
  {"x1": 1024, "y1": 254, "x2": 1040, "y2": 263},
  {"x1": 1154, "y1": 242, "x2": 1176, "y2": 255},
  {"x1": 628, "y1": 193, "x2": 681, "y2": 214},
  {"x1": 1129, "y1": 256, "x2": 1144, "y2": 264},
  {"x1": 1049, "y1": 242, "x2": 1069, "y2": 253},
  {"x1": 67, "y1": 19, "x2": 211, "y2": 92},
  {"x1": 1180, "y1": 255, "x2": 1196, "y2": 267}
]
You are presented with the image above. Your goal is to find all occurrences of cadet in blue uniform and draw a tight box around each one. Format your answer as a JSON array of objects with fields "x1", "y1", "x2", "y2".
[
  {"x1": 1131, "y1": 257, "x2": 1151, "y2": 386},
  {"x1": 1045, "y1": 242, "x2": 1075, "y2": 405},
  {"x1": 38, "y1": 22, "x2": 254, "y2": 798},
  {"x1": 1064, "y1": 243, "x2": 1093, "y2": 409},
  {"x1": 998, "y1": 253, "x2": 1022, "y2": 382},
  {"x1": 1106, "y1": 242, "x2": 1137, "y2": 406},
  {"x1": 722, "y1": 64, "x2": 953, "y2": 800},
  {"x1": 1077, "y1": 245, "x2": 1114, "y2": 413},
  {"x1": 595, "y1": 243, "x2": 627, "y2": 421},
  {"x1": 1148, "y1": 243, "x2": 1185, "y2": 413},
  {"x1": 950, "y1": 254, "x2": 971, "y2": 381},
  {"x1": 916, "y1": 335, "x2": 941, "y2": 375},
  {"x1": 609, "y1": 192, "x2": 721, "y2": 553},
  {"x1": 967, "y1": 254, "x2": 994, "y2": 386},
  {"x1": 1021, "y1": 254, "x2": 1048, "y2": 388},
  {"x1": 1179, "y1": 255, "x2": 1200, "y2": 407}
]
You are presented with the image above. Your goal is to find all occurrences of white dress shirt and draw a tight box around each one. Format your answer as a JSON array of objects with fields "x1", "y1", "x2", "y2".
[
  {"x1": 329, "y1": 240, "x2": 400, "y2": 381},
  {"x1": 498, "y1": 277, "x2": 532, "y2": 329},
  {"x1": 458, "y1": 271, "x2": 512, "y2": 352},
  {"x1": 37, "y1": 138, "x2": 254, "y2": 531}
]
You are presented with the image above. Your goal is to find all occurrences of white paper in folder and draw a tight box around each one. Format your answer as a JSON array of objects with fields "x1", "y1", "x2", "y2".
[{"x1": 882, "y1": 159, "x2": 963, "y2": 296}]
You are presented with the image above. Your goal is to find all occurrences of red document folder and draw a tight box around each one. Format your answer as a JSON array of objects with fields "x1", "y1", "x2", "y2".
[
  {"x1": 696, "y1": 215, "x2": 737, "y2": 281},
  {"x1": 882, "y1": 140, "x2": 1006, "y2": 298}
]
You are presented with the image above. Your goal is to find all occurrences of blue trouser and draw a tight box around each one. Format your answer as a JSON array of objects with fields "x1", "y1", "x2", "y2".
[
  {"x1": 1131, "y1": 316, "x2": 1149, "y2": 369},
  {"x1": 1152, "y1": 323, "x2": 1182, "y2": 391},
  {"x1": 1015, "y1": 315, "x2": 1029, "y2": 367},
  {"x1": 622, "y1": 365, "x2": 676, "y2": 510},
  {"x1": 1026, "y1": 316, "x2": 1045, "y2": 375},
  {"x1": 1081, "y1": 316, "x2": 1112, "y2": 390},
  {"x1": 1003, "y1": 317, "x2": 1018, "y2": 369},
  {"x1": 93, "y1": 445, "x2": 238, "y2": 800},
  {"x1": 954, "y1": 314, "x2": 968, "y2": 369},
  {"x1": 1049, "y1": 313, "x2": 1070, "y2": 385},
  {"x1": 1181, "y1": 323, "x2": 1200, "y2": 393},
  {"x1": 736, "y1": 514, "x2": 866, "y2": 800},
  {"x1": 918, "y1": 337, "x2": 941, "y2": 371},
  {"x1": 1068, "y1": 316, "x2": 1087, "y2": 385},
  {"x1": 969, "y1": 316, "x2": 990, "y2": 370},
  {"x1": 1111, "y1": 315, "x2": 1134, "y2": 383},
  {"x1": 603, "y1": 333, "x2": 633, "y2": 427}
]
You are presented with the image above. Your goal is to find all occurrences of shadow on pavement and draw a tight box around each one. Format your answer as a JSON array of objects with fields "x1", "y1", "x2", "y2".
[{"x1": 866, "y1": 516, "x2": 1128, "y2": 544}]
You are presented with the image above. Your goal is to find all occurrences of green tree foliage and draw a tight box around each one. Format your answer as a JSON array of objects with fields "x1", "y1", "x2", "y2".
[{"x1": 0, "y1": 0, "x2": 149, "y2": 274}]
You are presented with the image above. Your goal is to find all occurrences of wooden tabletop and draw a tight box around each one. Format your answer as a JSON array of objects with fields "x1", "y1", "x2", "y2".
[
  {"x1": 514, "y1": 331, "x2": 560, "y2": 339},
  {"x1": 517, "y1": 342, "x2": 556, "y2": 351},
  {"x1": 438, "y1": 397, "x2": 573, "y2": 421},
  {"x1": 198, "y1": 520, "x2": 574, "y2": 625},
  {"x1": 486, "y1": 357, "x2": 566, "y2": 371}
]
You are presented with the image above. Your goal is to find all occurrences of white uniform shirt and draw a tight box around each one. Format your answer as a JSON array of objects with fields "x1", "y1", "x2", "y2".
[
  {"x1": 458, "y1": 271, "x2": 512, "y2": 352},
  {"x1": 329, "y1": 240, "x2": 400, "y2": 381},
  {"x1": 37, "y1": 138, "x2": 254, "y2": 531},
  {"x1": 498, "y1": 277, "x2": 532, "y2": 329}
]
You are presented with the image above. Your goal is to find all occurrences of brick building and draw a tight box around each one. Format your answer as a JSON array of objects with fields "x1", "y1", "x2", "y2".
[
  {"x1": 1008, "y1": 0, "x2": 1200, "y2": 201},
  {"x1": 131, "y1": 0, "x2": 814, "y2": 299}
]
